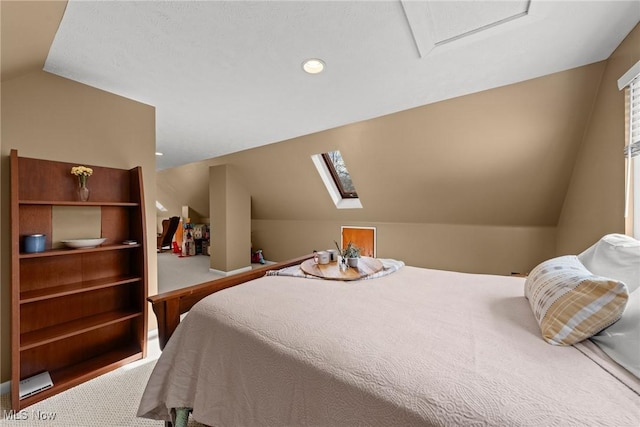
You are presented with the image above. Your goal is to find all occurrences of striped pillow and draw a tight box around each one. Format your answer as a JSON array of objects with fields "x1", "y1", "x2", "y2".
[{"x1": 524, "y1": 255, "x2": 629, "y2": 346}]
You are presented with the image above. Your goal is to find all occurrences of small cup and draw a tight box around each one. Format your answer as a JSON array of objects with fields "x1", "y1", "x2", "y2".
[
  {"x1": 327, "y1": 249, "x2": 339, "y2": 262},
  {"x1": 24, "y1": 234, "x2": 46, "y2": 253},
  {"x1": 317, "y1": 251, "x2": 330, "y2": 265}
]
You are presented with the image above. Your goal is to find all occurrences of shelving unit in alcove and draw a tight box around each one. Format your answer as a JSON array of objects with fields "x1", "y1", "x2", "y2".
[{"x1": 10, "y1": 149, "x2": 148, "y2": 411}]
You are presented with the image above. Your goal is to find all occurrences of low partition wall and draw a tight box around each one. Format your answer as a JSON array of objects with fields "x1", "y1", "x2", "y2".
[{"x1": 251, "y1": 219, "x2": 557, "y2": 276}]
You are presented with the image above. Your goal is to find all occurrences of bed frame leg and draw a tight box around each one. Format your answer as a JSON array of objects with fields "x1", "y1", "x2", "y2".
[{"x1": 168, "y1": 407, "x2": 191, "y2": 427}]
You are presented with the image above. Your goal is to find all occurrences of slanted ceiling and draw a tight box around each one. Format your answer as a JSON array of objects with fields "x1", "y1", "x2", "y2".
[
  {"x1": 157, "y1": 60, "x2": 605, "y2": 227},
  {"x1": 39, "y1": 1, "x2": 639, "y2": 169}
]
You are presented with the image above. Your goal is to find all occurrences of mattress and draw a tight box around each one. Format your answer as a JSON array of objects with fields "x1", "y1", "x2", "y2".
[{"x1": 138, "y1": 265, "x2": 640, "y2": 426}]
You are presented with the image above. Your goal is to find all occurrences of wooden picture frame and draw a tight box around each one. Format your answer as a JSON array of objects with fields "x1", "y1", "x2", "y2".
[{"x1": 341, "y1": 226, "x2": 376, "y2": 258}]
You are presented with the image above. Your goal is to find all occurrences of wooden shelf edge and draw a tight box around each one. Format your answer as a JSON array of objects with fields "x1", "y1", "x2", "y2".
[
  {"x1": 20, "y1": 311, "x2": 143, "y2": 350},
  {"x1": 16, "y1": 347, "x2": 144, "y2": 410},
  {"x1": 19, "y1": 200, "x2": 139, "y2": 207},
  {"x1": 20, "y1": 276, "x2": 142, "y2": 304},
  {"x1": 19, "y1": 243, "x2": 141, "y2": 259}
]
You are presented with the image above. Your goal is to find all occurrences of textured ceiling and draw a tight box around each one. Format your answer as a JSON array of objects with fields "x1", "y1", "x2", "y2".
[{"x1": 43, "y1": 1, "x2": 640, "y2": 170}]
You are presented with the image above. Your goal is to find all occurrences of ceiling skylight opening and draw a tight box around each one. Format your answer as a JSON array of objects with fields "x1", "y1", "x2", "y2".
[
  {"x1": 322, "y1": 151, "x2": 358, "y2": 198},
  {"x1": 311, "y1": 151, "x2": 362, "y2": 209},
  {"x1": 155, "y1": 152, "x2": 164, "y2": 156},
  {"x1": 156, "y1": 201, "x2": 168, "y2": 212},
  {"x1": 302, "y1": 58, "x2": 325, "y2": 74}
]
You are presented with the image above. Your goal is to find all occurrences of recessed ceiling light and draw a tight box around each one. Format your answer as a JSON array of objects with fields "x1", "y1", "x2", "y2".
[
  {"x1": 302, "y1": 58, "x2": 325, "y2": 74},
  {"x1": 155, "y1": 152, "x2": 163, "y2": 156}
]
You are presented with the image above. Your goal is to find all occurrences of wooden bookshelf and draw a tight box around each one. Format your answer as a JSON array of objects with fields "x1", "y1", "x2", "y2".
[{"x1": 10, "y1": 150, "x2": 148, "y2": 410}]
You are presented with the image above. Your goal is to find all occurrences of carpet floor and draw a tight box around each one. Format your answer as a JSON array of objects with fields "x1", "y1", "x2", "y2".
[
  {"x1": 157, "y1": 251, "x2": 222, "y2": 294},
  {"x1": 0, "y1": 352, "x2": 205, "y2": 427},
  {"x1": 157, "y1": 251, "x2": 274, "y2": 293}
]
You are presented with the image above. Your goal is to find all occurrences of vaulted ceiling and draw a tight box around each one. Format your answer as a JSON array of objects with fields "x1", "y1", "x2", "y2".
[
  {"x1": 2, "y1": 1, "x2": 639, "y2": 229},
  {"x1": 15, "y1": 0, "x2": 639, "y2": 170}
]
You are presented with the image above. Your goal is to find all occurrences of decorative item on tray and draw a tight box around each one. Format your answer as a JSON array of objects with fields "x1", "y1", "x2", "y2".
[
  {"x1": 327, "y1": 249, "x2": 339, "y2": 262},
  {"x1": 313, "y1": 250, "x2": 331, "y2": 265},
  {"x1": 61, "y1": 238, "x2": 107, "y2": 249},
  {"x1": 70, "y1": 165, "x2": 93, "y2": 202},
  {"x1": 335, "y1": 240, "x2": 360, "y2": 268}
]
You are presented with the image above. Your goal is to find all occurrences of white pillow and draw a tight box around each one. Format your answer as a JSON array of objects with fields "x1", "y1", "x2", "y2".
[
  {"x1": 591, "y1": 288, "x2": 640, "y2": 378},
  {"x1": 578, "y1": 234, "x2": 640, "y2": 293},
  {"x1": 524, "y1": 255, "x2": 629, "y2": 346}
]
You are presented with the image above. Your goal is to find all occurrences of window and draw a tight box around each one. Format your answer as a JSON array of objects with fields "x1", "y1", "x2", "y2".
[
  {"x1": 322, "y1": 151, "x2": 358, "y2": 199},
  {"x1": 311, "y1": 150, "x2": 362, "y2": 209},
  {"x1": 619, "y1": 61, "x2": 640, "y2": 239}
]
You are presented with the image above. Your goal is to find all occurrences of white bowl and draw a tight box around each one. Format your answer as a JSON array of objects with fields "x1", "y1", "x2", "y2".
[{"x1": 62, "y1": 238, "x2": 107, "y2": 249}]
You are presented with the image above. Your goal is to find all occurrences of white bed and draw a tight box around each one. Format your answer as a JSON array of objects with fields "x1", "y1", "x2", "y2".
[{"x1": 138, "y1": 259, "x2": 640, "y2": 426}]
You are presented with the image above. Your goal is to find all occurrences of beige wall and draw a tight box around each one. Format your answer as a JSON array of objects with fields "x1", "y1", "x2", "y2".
[
  {"x1": 226, "y1": 166, "x2": 252, "y2": 271},
  {"x1": 157, "y1": 160, "x2": 209, "y2": 227},
  {"x1": 209, "y1": 165, "x2": 251, "y2": 272},
  {"x1": 252, "y1": 220, "x2": 556, "y2": 276},
  {"x1": 556, "y1": 24, "x2": 640, "y2": 254},
  {"x1": 0, "y1": 70, "x2": 157, "y2": 383}
]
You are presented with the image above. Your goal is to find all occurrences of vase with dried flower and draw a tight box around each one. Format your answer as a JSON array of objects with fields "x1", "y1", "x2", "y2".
[
  {"x1": 71, "y1": 165, "x2": 93, "y2": 202},
  {"x1": 334, "y1": 240, "x2": 361, "y2": 269}
]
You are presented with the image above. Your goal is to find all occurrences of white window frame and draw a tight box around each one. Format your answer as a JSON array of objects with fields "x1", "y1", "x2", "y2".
[
  {"x1": 311, "y1": 153, "x2": 363, "y2": 209},
  {"x1": 633, "y1": 156, "x2": 639, "y2": 240},
  {"x1": 619, "y1": 61, "x2": 640, "y2": 239}
]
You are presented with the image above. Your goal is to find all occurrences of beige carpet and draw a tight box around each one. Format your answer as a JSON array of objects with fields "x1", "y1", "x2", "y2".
[
  {"x1": 0, "y1": 356, "x2": 205, "y2": 427},
  {"x1": 157, "y1": 251, "x2": 223, "y2": 294},
  {"x1": 157, "y1": 251, "x2": 274, "y2": 293}
]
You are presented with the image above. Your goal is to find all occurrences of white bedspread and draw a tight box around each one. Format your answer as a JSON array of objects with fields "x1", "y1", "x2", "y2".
[{"x1": 138, "y1": 265, "x2": 640, "y2": 426}]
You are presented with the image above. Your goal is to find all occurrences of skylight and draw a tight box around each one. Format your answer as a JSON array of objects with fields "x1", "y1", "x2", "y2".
[
  {"x1": 322, "y1": 151, "x2": 358, "y2": 198},
  {"x1": 311, "y1": 151, "x2": 362, "y2": 209}
]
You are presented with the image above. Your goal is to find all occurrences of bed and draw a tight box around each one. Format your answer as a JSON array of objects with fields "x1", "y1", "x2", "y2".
[{"x1": 138, "y1": 238, "x2": 640, "y2": 426}]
